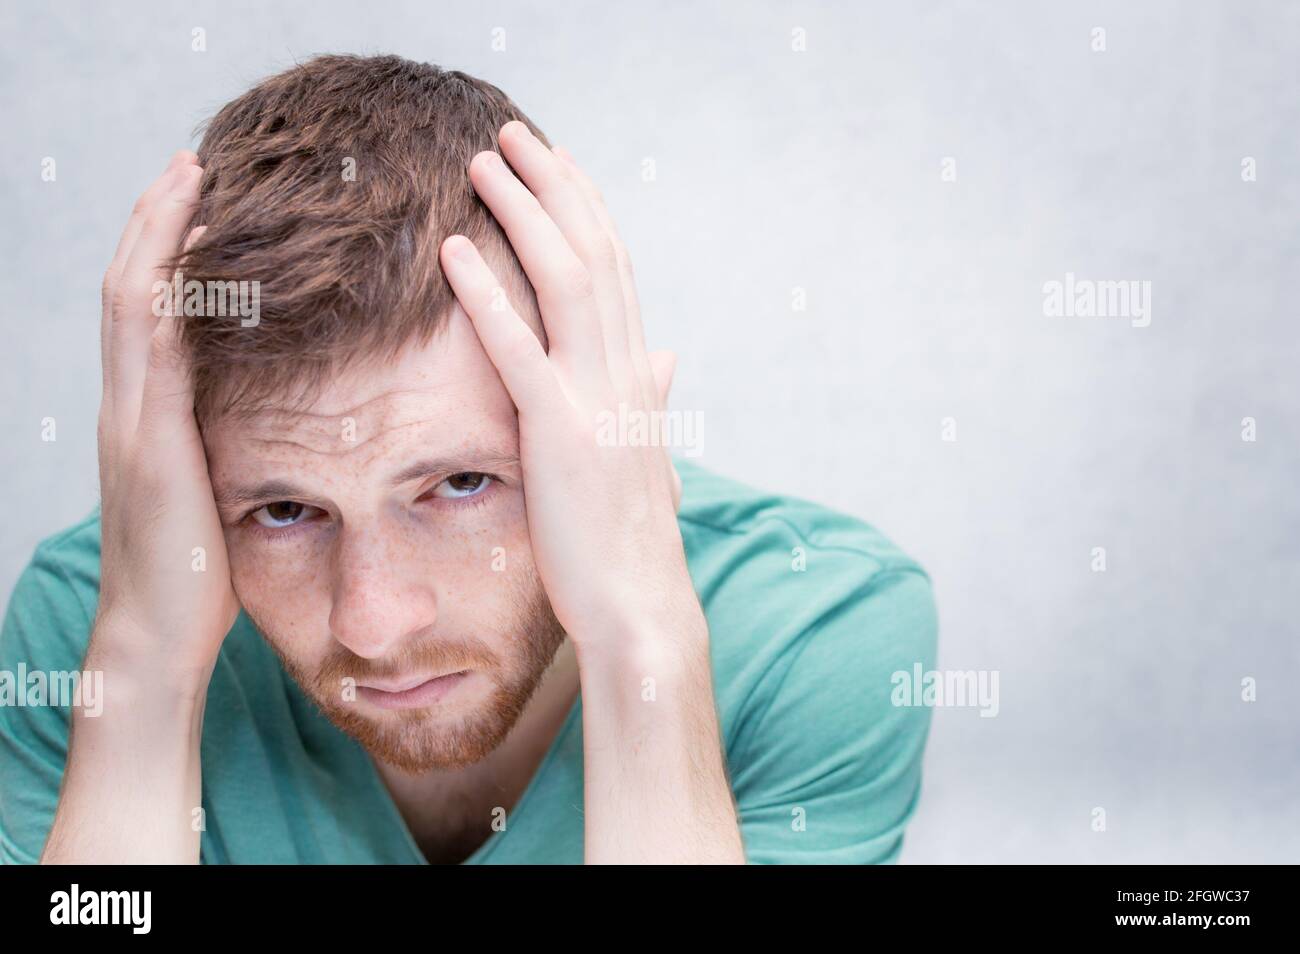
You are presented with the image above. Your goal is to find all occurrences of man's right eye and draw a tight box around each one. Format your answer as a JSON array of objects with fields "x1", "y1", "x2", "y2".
[{"x1": 251, "y1": 501, "x2": 318, "y2": 529}]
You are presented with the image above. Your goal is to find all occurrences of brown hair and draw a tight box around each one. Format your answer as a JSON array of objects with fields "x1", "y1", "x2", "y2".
[{"x1": 178, "y1": 53, "x2": 550, "y2": 426}]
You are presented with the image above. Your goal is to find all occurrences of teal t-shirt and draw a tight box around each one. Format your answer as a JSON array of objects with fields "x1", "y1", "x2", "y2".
[{"x1": 0, "y1": 460, "x2": 937, "y2": 864}]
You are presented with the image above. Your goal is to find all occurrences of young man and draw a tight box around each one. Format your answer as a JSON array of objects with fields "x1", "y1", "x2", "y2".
[{"x1": 0, "y1": 55, "x2": 937, "y2": 864}]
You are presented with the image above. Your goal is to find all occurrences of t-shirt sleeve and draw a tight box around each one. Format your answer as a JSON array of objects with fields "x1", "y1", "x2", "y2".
[
  {"x1": 0, "y1": 545, "x2": 94, "y2": 864},
  {"x1": 727, "y1": 567, "x2": 939, "y2": 864}
]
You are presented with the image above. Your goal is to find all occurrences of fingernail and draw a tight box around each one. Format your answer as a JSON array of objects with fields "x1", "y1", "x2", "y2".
[{"x1": 447, "y1": 236, "x2": 475, "y2": 263}]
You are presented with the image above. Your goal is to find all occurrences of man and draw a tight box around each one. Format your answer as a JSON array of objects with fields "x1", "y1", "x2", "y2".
[{"x1": 0, "y1": 54, "x2": 937, "y2": 864}]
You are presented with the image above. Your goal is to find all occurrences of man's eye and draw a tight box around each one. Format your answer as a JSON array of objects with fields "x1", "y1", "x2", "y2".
[
  {"x1": 432, "y1": 472, "x2": 493, "y2": 499},
  {"x1": 251, "y1": 501, "x2": 317, "y2": 528}
]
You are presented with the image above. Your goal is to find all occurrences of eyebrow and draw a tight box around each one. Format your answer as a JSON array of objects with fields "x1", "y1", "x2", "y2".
[
  {"x1": 213, "y1": 452, "x2": 521, "y2": 511},
  {"x1": 388, "y1": 454, "x2": 520, "y2": 486},
  {"x1": 214, "y1": 480, "x2": 307, "y2": 511}
]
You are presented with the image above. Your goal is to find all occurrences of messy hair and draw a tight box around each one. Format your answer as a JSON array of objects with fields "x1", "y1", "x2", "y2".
[{"x1": 178, "y1": 53, "x2": 549, "y2": 426}]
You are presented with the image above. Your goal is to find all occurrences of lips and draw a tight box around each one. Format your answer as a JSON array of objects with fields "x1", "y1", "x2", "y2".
[
  {"x1": 356, "y1": 670, "x2": 471, "y2": 711},
  {"x1": 357, "y1": 669, "x2": 465, "y2": 694}
]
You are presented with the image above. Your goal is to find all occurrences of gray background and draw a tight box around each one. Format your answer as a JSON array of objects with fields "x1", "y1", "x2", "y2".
[{"x1": 2, "y1": 1, "x2": 1296, "y2": 862}]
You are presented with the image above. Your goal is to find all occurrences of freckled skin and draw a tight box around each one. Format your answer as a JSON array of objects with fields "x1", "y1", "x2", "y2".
[{"x1": 203, "y1": 307, "x2": 568, "y2": 773}]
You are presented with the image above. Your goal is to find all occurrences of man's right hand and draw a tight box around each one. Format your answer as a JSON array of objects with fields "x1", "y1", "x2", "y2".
[
  {"x1": 91, "y1": 150, "x2": 238, "y2": 694},
  {"x1": 42, "y1": 151, "x2": 237, "y2": 864}
]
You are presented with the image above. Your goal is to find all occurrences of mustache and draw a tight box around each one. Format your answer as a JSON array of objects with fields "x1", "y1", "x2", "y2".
[{"x1": 316, "y1": 634, "x2": 499, "y2": 686}]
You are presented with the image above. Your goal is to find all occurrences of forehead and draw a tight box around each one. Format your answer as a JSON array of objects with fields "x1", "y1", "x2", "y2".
[{"x1": 204, "y1": 307, "x2": 516, "y2": 461}]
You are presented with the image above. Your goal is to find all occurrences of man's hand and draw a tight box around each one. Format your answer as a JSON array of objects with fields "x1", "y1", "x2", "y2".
[
  {"x1": 43, "y1": 151, "x2": 234, "y2": 863},
  {"x1": 94, "y1": 149, "x2": 243, "y2": 691},
  {"x1": 93, "y1": 150, "x2": 238, "y2": 689},
  {"x1": 439, "y1": 121, "x2": 745, "y2": 863},
  {"x1": 439, "y1": 122, "x2": 693, "y2": 659}
]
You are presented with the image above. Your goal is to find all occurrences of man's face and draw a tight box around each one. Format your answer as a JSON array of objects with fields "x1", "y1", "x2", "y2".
[{"x1": 203, "y1": 305, "x2": 565, "y2": 773}]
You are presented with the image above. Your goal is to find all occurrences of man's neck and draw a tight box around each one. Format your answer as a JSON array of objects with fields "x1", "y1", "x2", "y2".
[{"x1": 372, "y1": 636, "x2": 580, "y2": 864}]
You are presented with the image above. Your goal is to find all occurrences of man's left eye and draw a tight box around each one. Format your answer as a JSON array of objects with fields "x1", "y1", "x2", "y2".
[{"x1": 431, "y1": 472, "x2": 493, "y2": 499}]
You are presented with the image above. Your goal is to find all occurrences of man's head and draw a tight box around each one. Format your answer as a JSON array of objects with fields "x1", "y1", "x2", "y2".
[{"x1": 182, "y1": 54, "x2": 565, "y2": 773}]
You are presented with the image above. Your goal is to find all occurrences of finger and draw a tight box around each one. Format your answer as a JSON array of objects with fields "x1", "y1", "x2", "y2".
[
  {"x1": 181, "y1": 225, "x2": 208, "y2": 256},
  {"x1": 104, "y1": 151, "x2": 198, "y2": 302},
  {"x1": 101, "y1": 225, "x2": 208, "y2": 475},
  {"x1": 551, "y1": 144, "x2": 656, "y2": 409},
  {"x1": 498, "y1": 123, "x2": 634, "y2": 382},
  {"x1": 138, "y1": 226, "x2": 207, "y2": 440},
  {"x1": 647, "y1": 349, "x2": 677, "y2": 410},
  {"x1": 467, "y1": 148, "x2": 607, "y2": 389},
  {"x1": 111, "y1": 163, "x2": 203, "y2": 434},
  {"x1": 98, "y1": 223, "x2": 206, "y2": 475},
  {"x1": 440, "y1": 235, "x2": 561, "y2": 414},
  {"x1": 647, "y1": 348, "x2": 683, "y2": 511},
  {"x1": 102, "y1": 151, "x2": 199, "y2": 404},
  {"x1": 136, "y1": 289, "x2": 198, "y2": 450}
]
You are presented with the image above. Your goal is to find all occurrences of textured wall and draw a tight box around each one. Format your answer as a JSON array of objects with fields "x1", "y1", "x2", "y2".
[{"x1": 1, "y1": 0, "x2": 1296, "y2": 862}]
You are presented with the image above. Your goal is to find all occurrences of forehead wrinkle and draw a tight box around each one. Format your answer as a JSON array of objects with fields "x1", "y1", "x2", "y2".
[
  {"x1": 242, "y1": 388, "x2": 452, "y2": 455},
  {"x1": 248, "y1": 420, "x2": 432, "y2": 457},
  {"x1": 258, "y1": 385, "x2": 442, "y2": 425}
]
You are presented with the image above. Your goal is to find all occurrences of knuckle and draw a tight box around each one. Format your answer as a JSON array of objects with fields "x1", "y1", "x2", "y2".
[
  {"x1": 110, "y1": 276, "x2": 146, "y2": 318},
  {"x1": 561, "y1": 261, "x2": 595, "y2": 300},
  {"x1": 610, "y1": 236, "x2": 631, "y2": 269},
  {"x1": 616, "y1": 241, "x2": 636, "y2": 280},
  {"x1": 109, "y1": 283, "x2": 134, "y2": 319},
  {"x1": 147, "y1": 328, "x2": 171, "y2": 367},
  {"x1": 584, "y1": 181, "x2": 609, "y2": 209},
  {"x1": 101, "y1": 269, "x2": 118, "y2": 307},
  {"x1": 587, "y1": 236, "x2": 619, "y2": 275},
  {"x1": 502, "y1": 325, "x2": 539, "y2": 363},
  {"x1": 524, "y1": 195, "x2": 551, "y2": 226},
  {"x1": 159, "y1": 187, "x2": 190, "y2": 212}
]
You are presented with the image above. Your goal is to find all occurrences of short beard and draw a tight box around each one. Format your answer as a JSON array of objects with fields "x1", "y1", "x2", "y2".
[{"x1": 251, "y1": 568, "x2": 567, "y2": 773}]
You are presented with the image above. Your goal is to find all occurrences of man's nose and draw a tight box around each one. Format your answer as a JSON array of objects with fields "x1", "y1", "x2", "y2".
[{"x1": 327, "y1": 523, "x2": 438, "y2": 660}]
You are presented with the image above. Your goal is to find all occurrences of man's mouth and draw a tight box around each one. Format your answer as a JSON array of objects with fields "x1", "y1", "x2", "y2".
[{"x1": 355, "y1": 670, "x2": 472, "y2": 710}]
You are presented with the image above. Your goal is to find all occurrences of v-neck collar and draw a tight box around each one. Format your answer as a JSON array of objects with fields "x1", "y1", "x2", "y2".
[{"x1": 364, "y1": 693, "x2": 584, "y2": 865}]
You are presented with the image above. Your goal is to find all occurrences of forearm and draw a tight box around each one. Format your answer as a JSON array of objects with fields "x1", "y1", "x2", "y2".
[
  {"x1": 440, "y1": 121, "x2": 744, "y2": 862},
  {"x1": 41, "y1": 625, "x2": 208, "y2": 864},
  {"x1": 575, "y1": 616, "x2": 745, "y2": 864}
]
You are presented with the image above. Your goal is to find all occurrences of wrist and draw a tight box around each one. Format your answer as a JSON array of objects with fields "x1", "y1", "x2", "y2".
[
  {"x1": 86, "y1": 613, "x2": 215, "y2": 708},
  {"x1": 572, "y1": 603, "x2": 710, "y2": 677},
  {"x1": 67, "y1": 655, "x2": 208, "y2": 762}
]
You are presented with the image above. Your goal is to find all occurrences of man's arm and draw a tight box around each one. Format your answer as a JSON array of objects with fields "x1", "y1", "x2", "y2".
[
  {"x1": 42, "y1": 151, "x2": 238, "y2": 864},
  {"x1": 439, "y1": 122, "x2": 745, "y2": 863},
  {"x1": 42, "y1": 631, "x2": 207, "y2": 863},
  {"x1": 571, "y1": 611, "x2": 742, "y2": 864}
]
